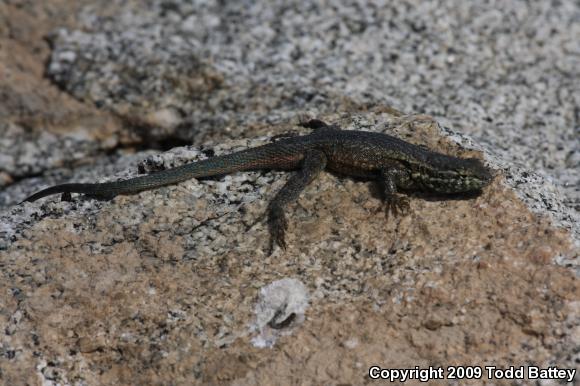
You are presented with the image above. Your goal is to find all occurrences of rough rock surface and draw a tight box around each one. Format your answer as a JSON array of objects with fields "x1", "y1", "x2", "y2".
[
  {"x1": 1, "y1": 0, "x2": 579, "y2": 384},
  {"x1": 46, "y1": 0, "x2": 580, "y2": 210},
  {"x1": 1, "y1": 113, "x2": 578, "y2": 385},
  {"x1": 1, "y1": 0, "x2": 578, "y2": 213},
  {"x1": 0, "y1": 1, "x2": 128, "y2": 185}
]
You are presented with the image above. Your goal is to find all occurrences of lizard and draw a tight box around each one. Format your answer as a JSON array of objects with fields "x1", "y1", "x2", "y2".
[{"x1": 22, "y1": 119, "x2": 493, "y2": 250}]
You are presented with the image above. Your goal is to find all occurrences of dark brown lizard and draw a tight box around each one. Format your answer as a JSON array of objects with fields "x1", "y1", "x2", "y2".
[{"x1": 22, "y1": 119, "x2": 492, "y2": 250}]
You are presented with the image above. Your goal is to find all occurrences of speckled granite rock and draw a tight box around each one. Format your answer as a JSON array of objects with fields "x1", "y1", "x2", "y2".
[
  {"x1": 42, "y1": 0, "x2": 580, "y2": 212},
  {"x1": 1, "y1": 0, "x2": 579, "y2": 384},
  {"x1": 0, "y1": 1, "x2": 130, "y2": 185},
  {"x1": 2, "y1": 0, "x2": 578, "y2": 217},
  {"x1": 1, "y1": 113, "x2": 578, "y2": 385}
]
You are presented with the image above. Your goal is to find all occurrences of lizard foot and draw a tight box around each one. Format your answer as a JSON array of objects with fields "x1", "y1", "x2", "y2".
[
  {"x1": 268, "y1": 206, "x2": 288, "y2": 251},
  {"x1": 60, "y1": 192, "x2": 72, "y2": 202},
  {"x1": 299, "y1": 118, "x2": 329, "y2": 130},
  {"x1": 385, "y1": 195, "x2": 410, "y2": 219}
]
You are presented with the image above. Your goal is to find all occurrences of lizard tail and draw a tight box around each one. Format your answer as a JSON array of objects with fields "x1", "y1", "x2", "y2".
[
  {"x1": 22, "y1": 183, "x2": 101, "y2": 203},
  {"x1": 22, "y1": 143, "x2": 303, "y2": 203}
]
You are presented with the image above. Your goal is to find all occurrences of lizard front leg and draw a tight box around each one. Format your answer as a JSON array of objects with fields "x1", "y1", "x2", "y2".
[
  {"x1": 378, "y1": 168, "x2": 411, "y2": 218},
  {"x1": 268, "y1": 149, "x2": 327, "y2": 251}
]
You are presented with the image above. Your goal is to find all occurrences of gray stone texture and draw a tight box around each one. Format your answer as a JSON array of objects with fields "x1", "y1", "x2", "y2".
[
  {"x1": 43, "y1": 0, "x2": 579, "y2": 212},
  {"x1": 1, "y1": 0, "x2": 579, "y2": 384}
]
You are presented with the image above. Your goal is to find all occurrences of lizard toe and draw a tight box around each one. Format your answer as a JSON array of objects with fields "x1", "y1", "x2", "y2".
[
  {"x1": 385, "y1": 195, "x2": 410, "y2": 219},
  {"x1": 397, "y1": 196, "x2": 410, "y2": 215}
]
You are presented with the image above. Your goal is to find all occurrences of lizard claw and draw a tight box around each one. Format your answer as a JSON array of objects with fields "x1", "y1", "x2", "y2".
[
  {"x1": 268, "y1": 206, "x2": 288, "y2": 251},
  {"x1": 385, "y1": 195, "x2": 410, "y2": 219}
]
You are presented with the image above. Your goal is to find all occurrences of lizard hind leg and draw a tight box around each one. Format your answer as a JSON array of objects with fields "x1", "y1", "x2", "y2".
[
  {"x1": 271, "y1": 115, "x2": 332, "y2": 142},
  {"x1": 267, "y1": 149, "x2": 328, "y2": 252},
  {"x1": 298, "y1": 117, "x2": 341, "y2": 132},
  {"x1": 299, "y1": 118, "x2": 329, "y2": 130}
]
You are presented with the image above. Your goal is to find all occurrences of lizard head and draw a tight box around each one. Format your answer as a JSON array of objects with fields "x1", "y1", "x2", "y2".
[{"x1": 411, "y1": 156, "x2": 493, "y2": 194}]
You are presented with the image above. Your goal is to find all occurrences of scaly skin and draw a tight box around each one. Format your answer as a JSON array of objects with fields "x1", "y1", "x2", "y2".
[{"x1": 23, "y1": 119, "x2": 492, "y2": 250}]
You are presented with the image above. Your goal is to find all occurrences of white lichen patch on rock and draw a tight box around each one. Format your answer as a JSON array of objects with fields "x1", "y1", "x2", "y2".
[{"x1": 250, "y1": 278, "x2": 309, "y2": 348}]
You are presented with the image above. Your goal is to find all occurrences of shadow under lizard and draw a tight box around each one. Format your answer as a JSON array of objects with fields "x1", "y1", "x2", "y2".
[{"x1": 22, "y1": 119, "x2": 493, "y2": 251}]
